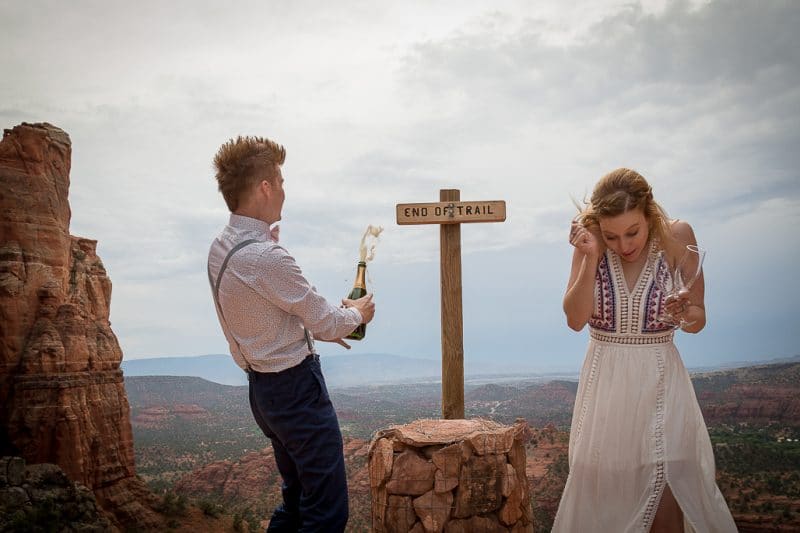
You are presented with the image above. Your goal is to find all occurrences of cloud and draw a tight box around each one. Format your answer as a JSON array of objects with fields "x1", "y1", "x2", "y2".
[
  {"x1": 394, "y1": 0, "x2": 800, "y2": 216},
  {"x1": 2, "y1": 0, "x2": 798, "y2": 364}
]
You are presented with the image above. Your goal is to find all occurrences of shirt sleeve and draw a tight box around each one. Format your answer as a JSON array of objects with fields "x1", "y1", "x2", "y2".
[{"x1": 248, "y1": 246, "x2": 362, "y2": 341}]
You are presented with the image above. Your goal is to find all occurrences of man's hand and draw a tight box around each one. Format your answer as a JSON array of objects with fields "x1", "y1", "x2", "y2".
[{"x1": 343, "y1": 293, "x2": 375, "y2": 324}]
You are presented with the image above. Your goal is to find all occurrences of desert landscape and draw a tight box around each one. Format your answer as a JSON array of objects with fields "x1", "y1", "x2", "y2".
[{"x1": 126, "y1": 360, "x2": 800, "y2": 532}]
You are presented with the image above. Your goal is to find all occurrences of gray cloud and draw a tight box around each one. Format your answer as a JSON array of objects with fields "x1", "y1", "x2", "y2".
[
  {"x1": 397, "y1": 0, "x2": 800, "y2": 210},
  {"x1": 2, "y1": 0, "x2": 797, "y2": 365}
]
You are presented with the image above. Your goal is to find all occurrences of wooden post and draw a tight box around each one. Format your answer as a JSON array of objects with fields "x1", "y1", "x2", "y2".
[
  {"x1": 396, "y1": 191, "x2": 505, "y2": 420},
  {"x1": 440, "y1": 189, "x2": 464, "y2": 419}
]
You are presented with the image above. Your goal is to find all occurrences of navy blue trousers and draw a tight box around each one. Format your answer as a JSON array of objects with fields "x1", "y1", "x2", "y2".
[{"x1": 248, "y1": 354, "x2": 348, "y2": 533}]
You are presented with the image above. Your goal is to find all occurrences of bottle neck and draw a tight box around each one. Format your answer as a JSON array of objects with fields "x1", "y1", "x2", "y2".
[{"x1": 353, "y1": 261, "x2": 367, "y2": 289}]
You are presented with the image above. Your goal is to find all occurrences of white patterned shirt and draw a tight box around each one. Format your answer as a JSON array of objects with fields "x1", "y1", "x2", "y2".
[{"x1": 208, "y1": 214, "x2": 362, "y2": 373}]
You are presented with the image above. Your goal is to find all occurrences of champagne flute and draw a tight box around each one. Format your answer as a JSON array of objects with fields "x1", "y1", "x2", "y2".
[
  {"x1": 654, "y1": 250, "x2": 677, "y2": 326},
  {"x1": 655, "y1": 245, "x2": 706, "y2": 329}
]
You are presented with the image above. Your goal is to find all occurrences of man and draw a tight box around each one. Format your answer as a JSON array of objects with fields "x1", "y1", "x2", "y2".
[{"x1": 207, "y1": 135, "x2": 374, "y2": 532}]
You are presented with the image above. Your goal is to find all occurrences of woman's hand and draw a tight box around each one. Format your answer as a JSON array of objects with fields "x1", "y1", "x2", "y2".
[
  {"x1": 564, "y1": 218, "x2": 604, "y2": 331},
  {"x1": 666, "y1": 220, "x2": 706, "y2": 333},
  {"x1": 664, "y1": 289, "x2": 692, "y2": 323},
  {"x1": 664, "y1": 289, "x2": 704, "y2": 333},
  {"x1": 569, "y1": 219, "x2": 603, "y2": 258}
]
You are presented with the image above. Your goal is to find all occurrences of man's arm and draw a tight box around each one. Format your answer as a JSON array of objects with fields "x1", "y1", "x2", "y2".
[{"x1": 251, "y1": 247, "x2": 363, "y2": 340}]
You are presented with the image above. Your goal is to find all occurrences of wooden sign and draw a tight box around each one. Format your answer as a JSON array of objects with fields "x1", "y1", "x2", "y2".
[
  {"x1": 396, "y1": 201, "x2": 506, "y2": 225},
  {"x1": 395, "y1": 190, "x2": 507, "y2": 420}
]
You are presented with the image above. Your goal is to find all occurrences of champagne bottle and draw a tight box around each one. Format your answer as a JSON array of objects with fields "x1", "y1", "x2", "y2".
[{"x1": 346, "y1": 261, "x2": 367, "y2": 340}]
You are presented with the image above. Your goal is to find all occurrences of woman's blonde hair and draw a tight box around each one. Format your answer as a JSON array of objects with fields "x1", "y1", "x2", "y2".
[
  {"x1": 213, "y1": 136, "x2": 286, "y2": 211},
  {"x1": 579, "y1": 168, "x2": 671, "y2": 247}
]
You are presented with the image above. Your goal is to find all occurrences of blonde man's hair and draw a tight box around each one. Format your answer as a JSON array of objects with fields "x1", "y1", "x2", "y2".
[
  {"x1": 579, "y1": 168, "x2": 672, "y2": 249},
  {"x1": 213, "y1": 136, "x2": 286, "y2": 211}
]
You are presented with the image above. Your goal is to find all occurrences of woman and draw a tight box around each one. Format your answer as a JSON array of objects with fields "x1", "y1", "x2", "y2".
[{"x1": 553, "y1": 168, "x2": 736, "y2": 532}]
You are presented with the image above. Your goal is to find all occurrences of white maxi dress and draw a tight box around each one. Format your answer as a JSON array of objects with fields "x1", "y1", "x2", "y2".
[{"x1": 552, "y1": 244, "x2": 737, "y2": 532}]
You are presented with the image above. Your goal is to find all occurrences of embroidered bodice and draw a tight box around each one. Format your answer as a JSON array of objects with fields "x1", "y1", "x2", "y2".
[{"x1": 589, "y1": 241, "x2": 674, "y2": 344}]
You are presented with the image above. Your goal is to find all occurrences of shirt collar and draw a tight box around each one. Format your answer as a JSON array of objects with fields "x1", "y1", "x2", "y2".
[{"x1": 228, "y1": 214, "x2": 280, "y2": 242}]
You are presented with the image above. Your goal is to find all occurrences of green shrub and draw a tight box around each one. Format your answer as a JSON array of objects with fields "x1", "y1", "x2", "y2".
[
  {"x1": 155, "y1": 492, "x2": 187, "y2": 517},
  {"x1": 232, "y1": 511, "x2": 244, "y2": 532},
  {"x1": 5, "y1": 498, "x2": 62, "y2": 533},
  {"x1": 199, "y1": 499, "x2": 224, "y2": 518}
]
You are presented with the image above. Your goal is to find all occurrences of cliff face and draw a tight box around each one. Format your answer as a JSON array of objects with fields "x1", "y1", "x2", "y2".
[
  {"x1": 0, "y1": 122, "x2": 159, "y2": 530},
  {"x1": 693, "y1": 363, "x2": 800, "y2": 426},
  {"x1": 174, "y1": 437, "x2": 373, "y2": 530}
]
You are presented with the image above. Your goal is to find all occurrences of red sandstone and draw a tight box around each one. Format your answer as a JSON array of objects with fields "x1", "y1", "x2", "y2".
[{"x1": 0, "y1": 122, "x2": 159, "y2": 530}]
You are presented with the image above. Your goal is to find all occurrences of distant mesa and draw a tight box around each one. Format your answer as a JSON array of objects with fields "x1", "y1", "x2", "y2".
[
  {"x1": 132, "y1": 404, "x2": 211, "y2": 429},
  {"x1": 0, "y1": 122, "x2": 160, "y2": 530}
]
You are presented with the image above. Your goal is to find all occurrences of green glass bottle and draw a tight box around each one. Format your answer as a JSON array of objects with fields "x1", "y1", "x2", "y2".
[{"x1": 346, "y1": 261, "x2": 367, "y2": 340}]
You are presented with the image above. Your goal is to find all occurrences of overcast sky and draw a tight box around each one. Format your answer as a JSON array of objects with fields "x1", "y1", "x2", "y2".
[{"x1": 2, "y1": 0, "x2": 798, "y2": 373}]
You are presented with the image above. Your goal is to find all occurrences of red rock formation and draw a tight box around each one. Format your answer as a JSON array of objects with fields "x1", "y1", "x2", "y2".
[
  {"x1": 175, "y1": 447, "x2": 281, "y2": 502},
  {"x1": 174, "y1": 437, "x2": 373, "y2": 528},
  {"x1": 132, "y1": 404, "x2": 211, "y2": 429},
  {"x1": 694, "y1": 364, "x2": 800, "y2": 426},
  {"x1": 0, "y1": 122, "x2": 159, "y2": 530}
]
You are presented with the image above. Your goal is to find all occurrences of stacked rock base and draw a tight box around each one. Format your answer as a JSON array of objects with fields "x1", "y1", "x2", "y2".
[{"x1": 369, "y1": 419, "x2": 533, "y2": 533}]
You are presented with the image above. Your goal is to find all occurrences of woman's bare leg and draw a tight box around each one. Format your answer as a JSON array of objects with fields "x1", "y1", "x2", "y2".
[{"x1": 650, "y1": 484, "x2": 684, "y2": 533}]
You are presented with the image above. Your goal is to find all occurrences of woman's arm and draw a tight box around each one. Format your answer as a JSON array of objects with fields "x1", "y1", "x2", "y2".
[
  {"x1": 666, "y1": 220, "x2": 706, "y2": 333},
  {"x1": 563, "y1": 222, "x2": 603, "y2": 331}
]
